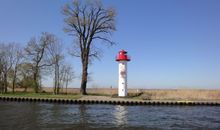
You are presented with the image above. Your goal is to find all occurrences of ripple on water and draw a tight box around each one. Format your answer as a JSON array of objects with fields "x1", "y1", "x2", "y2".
[{"x1": 0, "y1": 101, "x2": 219, "y2": 129}]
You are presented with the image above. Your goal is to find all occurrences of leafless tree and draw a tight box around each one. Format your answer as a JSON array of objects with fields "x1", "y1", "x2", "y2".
[
  {"x1": 63, "y1": 0, "x2": 116, "y2": 94},
  {"x1": 24, "y1": 32, "x2": 55, "y2": 93},
  {"x1": 47, "y1": 38, "x2": 64, "y2": 94},
  {"x1": 0, "y1": 48, "x2": 4, "y2": 93},
  {"x1": 0, "y1": 43, "x2": 16, "y2": 93},
  {"x1": 59, "y1": 64, "x2": 74, "y2": 94},
  {"x1": 11, "y1": 45, "x2": 24, "y2": 93}
]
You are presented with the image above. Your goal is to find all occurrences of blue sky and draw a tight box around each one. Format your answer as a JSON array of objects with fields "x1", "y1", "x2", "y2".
[{"x1": 0, "y1": 0, "x2": 220, "y2": 89}]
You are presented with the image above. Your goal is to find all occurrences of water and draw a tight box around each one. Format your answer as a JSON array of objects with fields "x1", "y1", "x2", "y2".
[{"x1": 0, "y1": 101, "x2": 219, "y2": 130}]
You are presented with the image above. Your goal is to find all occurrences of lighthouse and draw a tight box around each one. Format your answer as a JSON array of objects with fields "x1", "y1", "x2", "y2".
[{"x1": 116, "y1": 50, "x2": 130, "y2": 97}]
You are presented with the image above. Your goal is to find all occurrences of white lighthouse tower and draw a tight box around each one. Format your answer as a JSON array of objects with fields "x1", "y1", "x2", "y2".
[{"x1": 116, "y1": 50, "x2": 130, "y2": 97}]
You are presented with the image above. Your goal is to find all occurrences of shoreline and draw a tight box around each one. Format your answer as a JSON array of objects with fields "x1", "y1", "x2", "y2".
[
  {"x1": 1, "y1": 88, "x2": 219, "y2": 105},
  {"x1": 1, "y1": 95, "x2": 220, "y2": 106},
  {"x1": 7, "y1": 88, "x2": 220, "y2": 101}
]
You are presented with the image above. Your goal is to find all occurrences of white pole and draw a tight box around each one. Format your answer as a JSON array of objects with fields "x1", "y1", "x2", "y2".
[{"x1": 118, "y1": 61, "x2": 127, "y2": 97}]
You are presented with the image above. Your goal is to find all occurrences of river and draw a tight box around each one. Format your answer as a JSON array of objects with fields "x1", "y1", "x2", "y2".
[{"x1": 0, "y1": 101, "x2": 219, "y2": 130}]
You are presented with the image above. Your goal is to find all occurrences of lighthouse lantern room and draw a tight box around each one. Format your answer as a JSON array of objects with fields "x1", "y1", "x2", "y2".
[{"x1": 116, "y1": 50, "x2": 130, "y2": 97}]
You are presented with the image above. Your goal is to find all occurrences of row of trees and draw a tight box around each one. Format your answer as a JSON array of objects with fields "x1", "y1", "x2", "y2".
[
  {"x1": 1, "y1": 0, "x2": 116, "y2": 95},
  {"x1": 0, "y1": 33, "x2": 74, "y2": 94}
]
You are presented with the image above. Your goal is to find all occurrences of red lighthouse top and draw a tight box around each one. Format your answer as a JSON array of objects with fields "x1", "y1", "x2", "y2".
[{"x1": 116, "y1": 50, "x2": 130, "y2": 61}]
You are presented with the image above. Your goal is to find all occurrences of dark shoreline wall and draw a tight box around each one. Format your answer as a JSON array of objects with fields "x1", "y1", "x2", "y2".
[{"x1": 0, "y1": 96, "x2": 219, "y2": 106}]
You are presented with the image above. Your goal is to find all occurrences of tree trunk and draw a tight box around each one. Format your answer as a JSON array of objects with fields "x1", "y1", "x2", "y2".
[
  {"x1": 66, "y1": 79, "x2": 69, "y2": 95},
  {"x1": 54, "y1": 65, "x2": 57, "y2": 94},
  {"x1": 12, "y1": 75, "x2": 16, "y2": 93},
  {"x1": 25, "y1": 86, "x2": 27, "y2": 92},
  {"x1": 57, "y1": 64, "x2": 60, "y2": 94},
  {"x1": 80, "y1": 63, "x2": 88, "y2": 95},
  {"x1": 33, "y1": 71, "x2": 39, "y2": 93},
  {"x1": 0, "y1": 74, "x2": 3, "y2": 93},
  {"x1": 12, "y1": 66, "x2": 17, "y2": 93},
  {"x1": 4, "y1": 73, "x2": 7, "y2": 93}
]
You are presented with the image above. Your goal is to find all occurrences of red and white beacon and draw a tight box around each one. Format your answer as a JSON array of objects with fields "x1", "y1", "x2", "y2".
[{"x1": 116, "y1": 50, "x2": 130, "y2": 97}]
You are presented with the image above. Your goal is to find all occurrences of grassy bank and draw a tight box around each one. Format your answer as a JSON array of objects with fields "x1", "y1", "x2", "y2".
[
  {"x1": 2, "y1": 88, "x2": 220, "y2": 101},
  {"x1": 0, "y1": 92, "x2": 82, "y2": 100}
]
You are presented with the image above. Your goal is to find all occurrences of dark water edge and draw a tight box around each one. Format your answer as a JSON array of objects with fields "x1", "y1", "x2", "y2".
[{"x1": 0, "y1": 101, "x2": 219, "y2": 130}]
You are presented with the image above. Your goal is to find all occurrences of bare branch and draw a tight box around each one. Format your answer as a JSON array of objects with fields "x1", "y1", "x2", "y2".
[
  {"x1": 92, "y1": 36, "x2": 115, "y2": 45},
  {"x1": 62, "y1": 0, "x2": 116, "y2": 94},
  {"x1": 24, "y1": 32, "x2": 58, "y2": 93}
]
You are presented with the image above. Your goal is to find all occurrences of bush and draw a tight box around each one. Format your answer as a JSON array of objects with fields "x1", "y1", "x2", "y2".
[
  {"x1": 111, "y1": 94, "x2": 118, "y2": 98},
  {"x1": 141, "y1": 93, "x2": 154, "y2": 100},
  {"x1": 128, "y1": 92, "x2": 143, "y2": 97},
  {"x1": 17, "y1": 78, "x2": 35, "y2": 91}
]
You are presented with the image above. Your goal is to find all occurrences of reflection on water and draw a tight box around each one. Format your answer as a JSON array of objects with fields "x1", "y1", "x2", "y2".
[
  {"x1": 114, "y1": 105, "x2": 128, "y2": 126},
  {"x1": 0, "y1": 101, "x2": 219, "y2": 130}
]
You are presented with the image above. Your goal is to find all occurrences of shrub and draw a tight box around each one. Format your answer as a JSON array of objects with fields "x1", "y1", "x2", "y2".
[{"x1": 141, "y1": 93, "x2": 154, "y2": 100}]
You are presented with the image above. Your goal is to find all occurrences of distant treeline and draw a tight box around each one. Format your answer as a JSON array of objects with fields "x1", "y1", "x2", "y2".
[{"x1": 0, "y1": 32, "x2": 74, "y2": 94}]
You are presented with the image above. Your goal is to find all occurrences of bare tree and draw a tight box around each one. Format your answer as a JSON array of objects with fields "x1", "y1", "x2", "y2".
[
  {"x1": 24, "y1": 32, "x2": 55, "y2": 93},
  {"x1": 0, "y1": 43, "x2": 16, "y2": 93},
  {"x1": 63, "y1": 0, "x2": 116, "y2": 94},
  {"x1": 0, "y1": 48, "x2": 4, "y2": 93},
  {"x1": 11, "y1": 45, "x2": 24, "y2": 93},
  {"x1": 47, "y1": 38, "x2": 64, "y2": 94},
  {"x1": 59, "y1": 64, "x2": 74, "y2": 94}
]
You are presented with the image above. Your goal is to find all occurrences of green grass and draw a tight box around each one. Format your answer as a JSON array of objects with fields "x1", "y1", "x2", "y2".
[
  {"x1": 87, "y1": 93, "x2": 111, "y2": 96},
  {"x1": 0, "y1": 92, "x2": 144, "y2": 100},
  {"x1": 0, "y1": 92, "x2": 82, "y2": 99}
]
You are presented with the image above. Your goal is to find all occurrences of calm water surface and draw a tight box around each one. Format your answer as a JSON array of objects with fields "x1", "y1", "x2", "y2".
[{"x1": 0, "y1": 101, "x2": 219, "y2": 130}]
